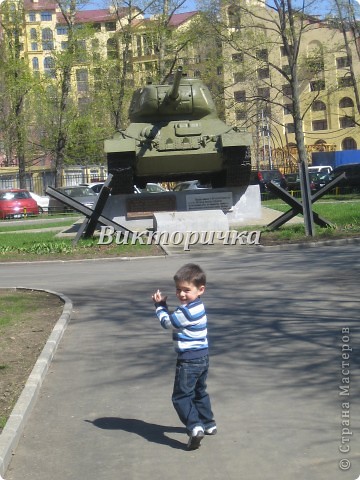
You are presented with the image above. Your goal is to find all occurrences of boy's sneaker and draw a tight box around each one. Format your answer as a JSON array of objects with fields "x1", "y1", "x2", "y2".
[
  {"x1": 187, "y1": 426, "x2": 204, "y2": 450},
  {"x1": 205, "y1": 425, "x2": 217, "y2": 435}
]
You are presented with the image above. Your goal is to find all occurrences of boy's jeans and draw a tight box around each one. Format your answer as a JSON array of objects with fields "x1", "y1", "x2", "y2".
[{"x1": 172, "y1": 355, "x2": 215, "y2": 433}]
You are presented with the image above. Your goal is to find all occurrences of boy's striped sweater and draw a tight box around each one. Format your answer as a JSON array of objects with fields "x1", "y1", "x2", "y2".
[{"x1": 154, "y1": 298, "x2": 208, "y2": 359}]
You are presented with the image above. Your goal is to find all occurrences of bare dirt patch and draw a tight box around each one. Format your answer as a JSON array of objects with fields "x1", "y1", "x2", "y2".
[{"x1": 0, "y1": 289, "x2": 64, "y2": 433}]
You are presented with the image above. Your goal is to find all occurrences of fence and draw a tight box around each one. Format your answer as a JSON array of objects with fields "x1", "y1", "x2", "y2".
[{"x1": 0, "y1": 166, "x2": 108, "y2": 195}]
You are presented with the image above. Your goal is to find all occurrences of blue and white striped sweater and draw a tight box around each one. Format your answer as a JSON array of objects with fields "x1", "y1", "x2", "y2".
[{"x1": 155, "y1": 298, "x2": 208, "y2": 359}]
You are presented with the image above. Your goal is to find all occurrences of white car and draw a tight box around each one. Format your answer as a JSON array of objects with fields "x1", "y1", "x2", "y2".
[
  {"x1": 29, "y1": 192, "x2": 50, "y2": 213},
  {"x1": 79, "y1": 182, "x2": 104, "y2": 194}
]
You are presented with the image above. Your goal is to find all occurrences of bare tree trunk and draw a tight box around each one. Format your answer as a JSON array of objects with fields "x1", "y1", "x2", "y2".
[{"x1": 54, "y1": 0, "x2": 77, "y2": 187}]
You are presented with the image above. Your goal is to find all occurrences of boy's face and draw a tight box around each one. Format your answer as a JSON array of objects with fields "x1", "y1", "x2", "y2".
[{"x1": 175, "y1": 280, "x2": 205, "y2": 305}]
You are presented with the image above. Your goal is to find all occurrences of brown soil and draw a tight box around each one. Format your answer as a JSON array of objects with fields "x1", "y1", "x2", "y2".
[{"x1": 0, "y1": 289, "x2": 64, "y2": 433}]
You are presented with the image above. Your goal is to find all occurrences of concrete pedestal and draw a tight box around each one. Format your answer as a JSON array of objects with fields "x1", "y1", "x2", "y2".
[{"x1": 101, "y1": 184, "x2": 262, "y2": 231}]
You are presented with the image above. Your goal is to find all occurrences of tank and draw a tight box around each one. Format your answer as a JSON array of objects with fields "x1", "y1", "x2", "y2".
[{"x1": 104, "y1": 66, "x2": 252, "y2": 194}]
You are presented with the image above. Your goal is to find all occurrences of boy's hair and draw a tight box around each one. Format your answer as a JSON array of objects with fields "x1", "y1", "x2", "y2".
[{"x1": 174, "y1": 263, "x2": 206, "y2": 287}]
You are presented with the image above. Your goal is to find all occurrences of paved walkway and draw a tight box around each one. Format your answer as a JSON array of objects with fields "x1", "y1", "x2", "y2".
[{"x1": 0, "y1": 248, "x2": 359, "y2": 480}]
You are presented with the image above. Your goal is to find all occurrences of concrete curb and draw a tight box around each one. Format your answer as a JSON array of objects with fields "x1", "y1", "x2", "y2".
[{"x1": 0, "y1": 288, "x2": 73, "y2": 478}]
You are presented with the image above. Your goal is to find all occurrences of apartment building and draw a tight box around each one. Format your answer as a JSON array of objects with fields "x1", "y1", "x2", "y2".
[
  {"x1": 223, "y1": 1, "x2": 360, "y2": 170},
  {"x1": 17, "y1": 1, "x2": 205, "y2": 94}
]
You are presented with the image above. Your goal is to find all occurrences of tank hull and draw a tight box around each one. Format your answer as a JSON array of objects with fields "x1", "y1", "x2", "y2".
[{"x1": 104, "y1": 72, "x2": 252, "y2": 194}]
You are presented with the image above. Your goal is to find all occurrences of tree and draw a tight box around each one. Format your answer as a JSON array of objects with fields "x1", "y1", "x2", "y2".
[
  {"x1": 203, "y1": 0, "x2": 317, "y2": 235},
  {"x1": 0, "y1": 0, "x2": 34, "y2": 187}
]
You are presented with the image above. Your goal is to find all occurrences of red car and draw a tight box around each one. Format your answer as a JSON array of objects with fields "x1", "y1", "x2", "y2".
[{"x1": 0, "y1": 189, "x2": 39, "y2": 219}]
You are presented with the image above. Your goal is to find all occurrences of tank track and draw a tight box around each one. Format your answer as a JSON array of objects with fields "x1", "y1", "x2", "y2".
[{"x1": 223, "y1": 146, "x2": 252, "y2": 188}]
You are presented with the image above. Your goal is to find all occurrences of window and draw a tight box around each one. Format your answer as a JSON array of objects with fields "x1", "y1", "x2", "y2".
[
  {"x1": 258, "y1": 68, "x2": 269, "y2": 80},
  {"x1": 44, "y1": 57, "x2": 55, "y2": 78},
  {"x1": 107, "y1": 38, "x2": 117, "y2": 59},
  {"x1": 76, "y1": 40, "x2": 87, "y2": 62},
  {"x1": 105, "y1": 22, "x2": 116, "y2": 32},
  {"x1": 145, "y1": 62, "x2": 155, "y2": 72},
  {"x1": 310, "y1": 80, "x2": 325, "y2": 91},
  {"x1": 312, "y1": 100, "x2": 326, "y2": 112},
  {"x1": 339, "y1": 116, "x2": 355, "y2": 128},
  {"x1": 342, "y1": 137, "x2": 357, "y2": 150},
  {"x1": 76, "y1": 69, "x2": 89, "y2": 92},
  {"x1": 143, "y1": 35, "x2": 153, "y2": 56},
  {"x1": 280, "y1": 44, "x2": 294, "y2": 57},
  {"x1": 92, "y1": 23, "x2": 101, "y2": 31},
  {"x1": 312, "y1": 119, "x2": 328, "y2": 131},
  {"x1": 235, "y1": 109, "x2": 247, "y2": 120},
  {"x1": 42, "y1": 28, "x2": 53, "y2": 40},
  {"x1": 336, "y1": 56, "x2": 351, "y2": 69},
  {"x1": 78, "y1": 97, "x2": 90, "y2": 112},
  {"x1": 228, "y1": 6, "x2": 240, "y2": 28},
  {"x1": 42, "y1": 28, "x2": 54, "y2": 50},
  {"x1": 339, "y1": 97, "x2": 354, "y2": 108},
  {"x1": 338, "y1": 76, "x2": 353, "y2": 88},
  {"x1": 32, "y1": 57, "x2": 39, "y2": 70},
  {"x1": 41, "y1": 12, "x2": 52, "y2": 21},
  {"x1": 30, "y1": 28, "x2": 37, "y2": 40},
  {"x1": 232, "y1": 53, "x2": 243, "y2": 63},
  {"x1": 256, "y1": 49, "x2": 268, "y2": 62},
  {"x1": 136, "y1": 36, "x2": 142, "y2": 56},
  {"x1": 31, "y1": 42, "x2": 38, "y2": 51},
  {"x1": 257, "y1": 87, "x2": 270, "y2": 100},
  {"x1": 61, "y1": 41, "x2": 68, "y2": 50},
  {"x1": 92, "y1": 39, "x2": 100, "y2": 61},
  {"x1": 233, "y1": 71, "x2": 245, "y2": 83},
  {"x1": 282, "y1": 64, "x2": 291, "y2": 76},
  {"x1": 57, "y1": 27, "x2": 68, "y2": 35},
  {"x1": 280, "y1": 46, "x2": 288, "y2": 57},
  {"x1": 285, "y1": 123, "x2": 295, "y2": 134},
  {"x1": 28, "y1": 12, "x2": 36, "y2": 22},
  {"x1": 283, "y1": 103, "x2": 293, "y2": 115},
  {"x1": 282, "y1": 84, "x2": 292, "y2": 98},
  {"x1": 234, "y1": 90, "x2": 246, "y2": 102},
  {"x1": 263, "y1": 105, "x2": 271, "y2": 117}
]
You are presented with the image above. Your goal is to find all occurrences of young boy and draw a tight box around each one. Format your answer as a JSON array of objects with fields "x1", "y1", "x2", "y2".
[{"x1": 152, "y1": 263, "x2": 216, "y2": 450}]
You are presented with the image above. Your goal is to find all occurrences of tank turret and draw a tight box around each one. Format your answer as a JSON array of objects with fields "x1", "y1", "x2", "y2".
[{"x1": 105, "y1": 68, "x2": 252, "y2": 194}]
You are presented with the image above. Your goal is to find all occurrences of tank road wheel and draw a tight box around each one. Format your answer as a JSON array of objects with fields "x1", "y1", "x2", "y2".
[{"x1": 224, "y1": 147, "x2": 252, "y2": 188}]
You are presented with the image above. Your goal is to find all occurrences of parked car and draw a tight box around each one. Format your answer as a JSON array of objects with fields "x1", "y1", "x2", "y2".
[
  {"x1": 134, "y1": 183, "x2": 168, "y2": 193},
  {"x1": 331, "y1": 163, "x2": 360, "y2": 190},
  {"x1": 284, "y1": 172, "x2": 331, "y2": 193},
  {"x1": 0, "y1": 189, "x2": 39, "y2": 219},
  {"x1": 309, "y1": 172, "x2": 333, "y2": 191},
  {"x1": 253, "y1": 169, "x2": 288, "y2": 193},
  {"x1": 79, "y1": 182, "x2": 104, "y2": 194},
  {"x1": 284, "y1": 173, "x2": 300, "y2": 191},
  {"x1": 29, "y1": 192, "x2": 50, "y2": 213},
  {"x1": 48, "y1": 186, "x2": 98, "y2": 213},
  {"x1": 308, "y1": 165, "x2": 333, "y2": 174},
  {"x1": 172, "y1": 180, "x2": 210, "y2": 191}
]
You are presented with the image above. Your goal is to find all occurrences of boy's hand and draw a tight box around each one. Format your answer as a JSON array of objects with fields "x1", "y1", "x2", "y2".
[{"x1": 152, "y1": 289, "x2": 167, "y2": 304}]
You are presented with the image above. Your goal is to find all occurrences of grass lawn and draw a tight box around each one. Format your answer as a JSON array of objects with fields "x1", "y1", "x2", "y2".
[{"x1": 0, "y1": 194, "x2": 359, "y2": 260}]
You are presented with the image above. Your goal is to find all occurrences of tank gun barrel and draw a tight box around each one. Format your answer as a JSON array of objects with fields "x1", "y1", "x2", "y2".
[{"x1": 167, "y1": 66, "x2": 183, "y2": 101}]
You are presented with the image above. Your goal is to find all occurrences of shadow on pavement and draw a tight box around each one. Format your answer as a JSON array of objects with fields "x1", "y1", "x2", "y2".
[{"x1": 85, "y1": 417, "x2": 186, "y2": 450}]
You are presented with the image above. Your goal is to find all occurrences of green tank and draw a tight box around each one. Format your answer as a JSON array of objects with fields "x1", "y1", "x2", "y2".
[{"x1": 104, "y1": 66, "x2": 252, "y2": 194}]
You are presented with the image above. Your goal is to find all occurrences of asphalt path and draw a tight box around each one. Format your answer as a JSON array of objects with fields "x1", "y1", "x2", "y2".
[{"x1": 1, "y1": 245, "x2": 360, "y2": 480}]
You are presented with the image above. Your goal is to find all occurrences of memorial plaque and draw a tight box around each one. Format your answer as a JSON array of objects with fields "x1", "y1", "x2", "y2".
[
  {"x1": 126, "y1": 194, "x2": 176, "y2": 219},
  {"x1": 186, "y1": 192, "x2": 233, "y2": 211}
]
